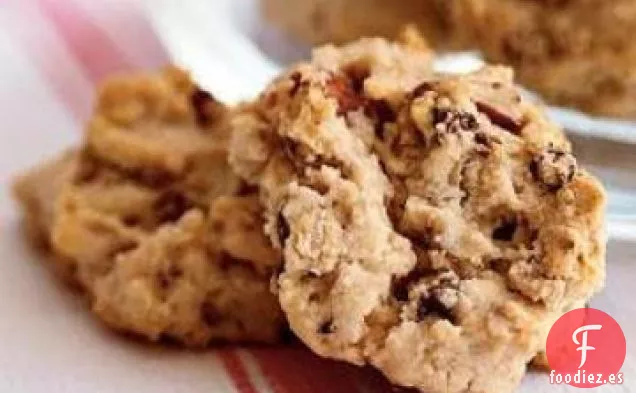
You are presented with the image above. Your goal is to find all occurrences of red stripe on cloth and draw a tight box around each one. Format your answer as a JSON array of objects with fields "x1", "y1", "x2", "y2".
[
  {"x1": 218, "y1": 349, "x2": 260, "y2": 393},
  {"x1": 70, "y1": 1, "x2": 168, "y2": 69},
  {"x1": 34, "y1": 0, "x2": 135, "y2": 85},
  {"x1": 250, "y1": 347, "x2": 364, "y2": 393}
]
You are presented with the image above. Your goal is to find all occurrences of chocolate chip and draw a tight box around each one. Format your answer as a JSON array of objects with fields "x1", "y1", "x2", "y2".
[
  {"x1": 416, "y1": 293, "x2": 455, "y2": 324},
  {"x1": 492, "y1": 217, "x2": 518, "y2": 241},
  {"x1": 318, "y1": 319, "x2": 334, "y2": 334},
  {"x1": 201, "y1": 302, "x2": 223, "y2": 326},
  {"x1": 154, "y1": 190, "x2": 192, "y2": 223},
  {"x1": 277, "y1": 212, "x2": 291, "y2": 247},
  {"x1": 190, "y1": 88, "x2": 224, "y2": 126},
  {"x1": 475, "y1": 101, "x2": 523, "y2": 134}
]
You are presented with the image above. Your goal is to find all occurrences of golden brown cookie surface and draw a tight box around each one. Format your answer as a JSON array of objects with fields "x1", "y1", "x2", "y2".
[
  {"x1": 230, "y1": 39, "x2": 606, "y2": 393},
  {"x1": 14, "y1": 68, "x2": 284, "y2": 346}
]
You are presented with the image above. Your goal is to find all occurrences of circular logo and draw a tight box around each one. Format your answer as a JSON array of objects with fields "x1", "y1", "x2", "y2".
[{"x1": 546, "y1": 308, "x2": 626, "y2": 388}]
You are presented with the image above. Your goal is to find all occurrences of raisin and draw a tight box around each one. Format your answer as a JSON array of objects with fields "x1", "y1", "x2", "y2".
[
  {"x1": 391, "y1": 266, "x2": 435, "y2": 302},
  {"x1": 416, "y1": 293, "x2": 456, "y2": 324},
  {"x1": 391, "y1": 276, "x2": 411, "y2": 302},
  {"x1": 365, "y1": 99, "x2": 396, "y2": 139},
  {"x1": 530, "y1": 147, "x2": 577, "y2": 192},
  {"x1": 154, "y1": 190, "x2": 192, "y2": 223},
  {"x1": 236, "y1": 182, "x2": 259, "y2": 196},
  {"x1": 492, "y1": 218, "x2": 518, "y2": 241},
  {"x1": 277, "y1": 212, "x2": 291, "y2": 247}
]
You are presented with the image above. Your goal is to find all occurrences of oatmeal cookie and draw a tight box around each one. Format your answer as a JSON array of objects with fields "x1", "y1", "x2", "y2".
[
  {"x1": 230, "y1": 39, "x2": 606, "y2": 392},
  {"x1": 264, "y1": 0, "x2": 636, "y2": 119},
  {"x1": 14, "y1": 68, "x2": 284, "y2": 346},
  {"x1": 262, "y1": 0, "x2": 460, "y2": 49},
  {"x1": 447, "y1": 0, "x2": 636, "y2": 118}
]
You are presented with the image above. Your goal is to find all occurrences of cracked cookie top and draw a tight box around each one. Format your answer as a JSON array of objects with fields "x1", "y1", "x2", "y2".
[{"x1": 230, "y1": 38, "x2": 606, "y2": 393}]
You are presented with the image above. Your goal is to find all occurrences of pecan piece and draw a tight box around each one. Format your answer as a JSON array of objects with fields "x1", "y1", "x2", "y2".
[
  {"x1": 475, "y1": 100, "x2": 523, "y2": 134},
  {"x1": 326, "y1": 75, "x2": 366, "y2": 115}
]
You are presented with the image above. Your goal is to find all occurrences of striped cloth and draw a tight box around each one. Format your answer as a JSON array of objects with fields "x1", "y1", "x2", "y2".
[{"x1": 0, "y1": 1, "x2": 400, "y2": 391}]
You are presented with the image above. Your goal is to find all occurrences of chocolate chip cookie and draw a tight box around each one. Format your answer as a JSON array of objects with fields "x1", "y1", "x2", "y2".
[
  {"x1": 13, "y1": 68, "x2": 285, "y2": 346},
  {"x1": 229, "y1": 38, "x2": 606, "y2": 392}
]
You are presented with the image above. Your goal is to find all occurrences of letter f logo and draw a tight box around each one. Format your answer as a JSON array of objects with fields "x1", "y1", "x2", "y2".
[{"x1": 572, "y1": 324, "x2": 603, "y2": 368}]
